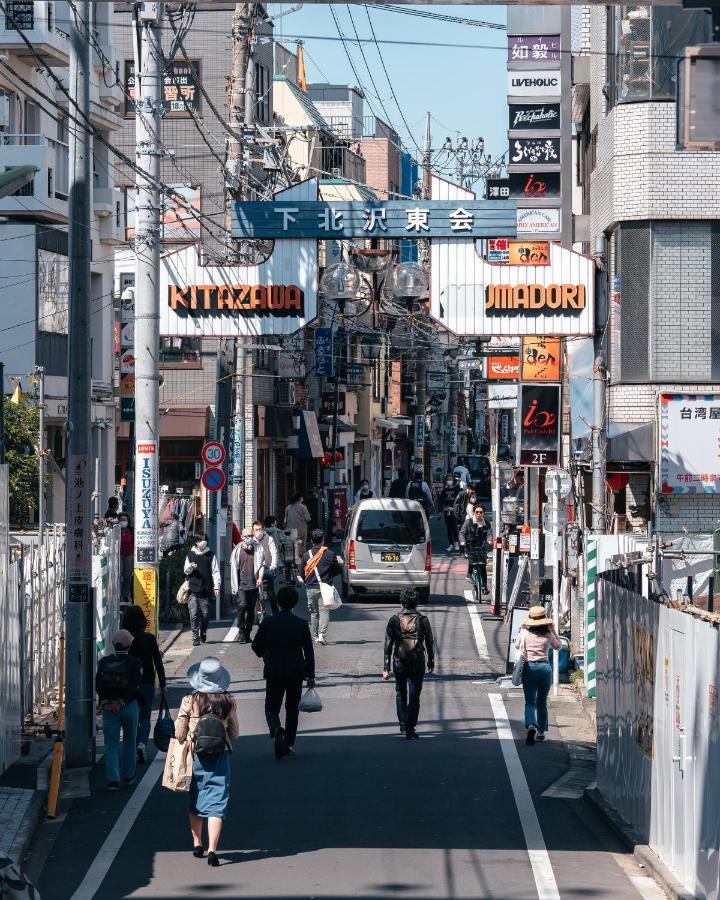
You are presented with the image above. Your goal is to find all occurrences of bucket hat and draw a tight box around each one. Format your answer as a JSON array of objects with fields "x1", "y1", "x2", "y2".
[
  {"x1": 522, "y1": 605, "x2": 553, "y2": 628},
  {"x1": 187, "y1": 656, "x2": 231, "y2": 694},
  {"x1": 111, "y1": 629, "x2": 134, "y2": 649}
]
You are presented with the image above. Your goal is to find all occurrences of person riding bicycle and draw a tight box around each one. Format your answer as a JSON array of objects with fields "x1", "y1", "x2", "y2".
[{"x1": 459, "y1": 505, "x2": 490, "y2": 597}]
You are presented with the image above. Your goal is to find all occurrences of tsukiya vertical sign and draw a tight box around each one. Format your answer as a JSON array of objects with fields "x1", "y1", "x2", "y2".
[
  {"x1": 135, "y1": 442, "x2": 158, "y2": 563},
  {"x1": 517, "y1": 384, "x2": 561, "y2": 466}
]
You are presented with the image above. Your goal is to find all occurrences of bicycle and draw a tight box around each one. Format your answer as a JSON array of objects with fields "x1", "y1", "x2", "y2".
[{"x1": 465, "y1": 545, "x2": 489, "y2": 604}]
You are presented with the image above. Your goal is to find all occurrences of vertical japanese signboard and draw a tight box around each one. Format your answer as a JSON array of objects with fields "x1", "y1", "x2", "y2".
[
  {"x1": 135, "y1": 442, "x2": 158, "y2": 564},
  {"x1": 332, "y1": 488, "x2": 349, "y2": 530},
  {"x1": 659, "y1": 393, "x2": 720, "y2": 493},
  {"x1": 449, "y1": 415, "x2": 458, "y2": 459},
  {"x1": 133, "y1": 567, "x2": 157, "y2": 634},
  {"x1": 67, "y1": 455, "x2": 90, "y2": 602},
  {"x1": 315, "y1": 328, "x2": 334, "y2": 376},
  {"x1": 517, "y1": 384, "x2": 561, "y2": 466},
  {"x1": 119, "y1": 282, "x2": 135, "y2": 421}
]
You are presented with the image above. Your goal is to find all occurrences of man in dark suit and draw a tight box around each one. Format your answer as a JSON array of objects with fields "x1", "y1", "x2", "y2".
[{"x1": 252, "y1": 585, "x2": 316, "y2": 759}]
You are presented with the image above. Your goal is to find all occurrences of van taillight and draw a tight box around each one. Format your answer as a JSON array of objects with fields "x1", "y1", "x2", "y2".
[
  {"x1": 349, "y1": 540, "x2": 356, "y2": 570},
  {"x1": 425, "y1": 541, "x2": 432, "y2": 572}
]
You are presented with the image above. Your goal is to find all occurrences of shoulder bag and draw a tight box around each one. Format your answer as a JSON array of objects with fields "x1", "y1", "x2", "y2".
[
  {"x1": 161, "y1": 738, "x2": 192, "y2": 792},
  {"x1": 511, "y1": 630, "x2": 527, "y2": 687}
]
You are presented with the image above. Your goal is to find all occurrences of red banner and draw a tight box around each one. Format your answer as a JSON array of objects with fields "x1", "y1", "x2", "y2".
[{"x1": 331, "y1": 488, "x2": 349, "y2": 529}]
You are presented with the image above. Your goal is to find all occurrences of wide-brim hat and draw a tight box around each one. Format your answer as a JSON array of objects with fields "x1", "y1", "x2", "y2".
[
  {"x1": 187, "y1": 656, "x2": 231, "y2": 694},
  {"x1": 522, "y1": 605, "x2": 553, "y2": 628}
]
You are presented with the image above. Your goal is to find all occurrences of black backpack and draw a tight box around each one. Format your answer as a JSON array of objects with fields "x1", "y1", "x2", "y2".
[
  {"x1": 192, "y1": 713, "x2": 229, "y2": 757},
  {"x1": 96, "y1": 655, "x2": 133, "y2": 697},
  {"x1": 407, "y1": 481, "x2": 425, "y2": 504},
  {"x1": 395, "y1": 613, "x2": 424, "y2": 662}
]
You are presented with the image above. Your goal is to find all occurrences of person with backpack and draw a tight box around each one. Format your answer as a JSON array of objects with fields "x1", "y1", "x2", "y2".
[
  {"x1": 388, "y1": 468, "x2": 409, "y2": 499},
  {"x1": 121, "y1": 604, "x2": 167, "y2": 764},
  {"x1": 175, "y1": 656, "x2": 239, "y2": 866},
  {"x1": 184, "y1": 532, "x2": 221, "y2": 646},
  {"x1": 382, "y1": 588, "x2": 435, "y2": 740},
  {"x1": 95, "y1": 630, "x2": 143, "y2": 789},
  {"x1": 405, "y1": 470, "x2": 434, "y2": 515},
  {"x1": 252, "y1": 585, "x2": 316, "y2": 759},
  {"x1": 300, "y1": 529, "x2": 343, "y2": 645}
]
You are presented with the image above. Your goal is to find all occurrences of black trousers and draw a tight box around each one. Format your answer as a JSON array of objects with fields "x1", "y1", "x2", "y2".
[
  {"x1": 236, "y1": 588, "x2": 259, "y2": 637},
  {"x1": 265, "y1": 676, "x2": 304, "y2": 747},
  {"x1": 394, "y1": 665, "x2": 425, "y2": 733},
  {"x1": 444, "y1": 512, "x2": 459, "y2": 545}
]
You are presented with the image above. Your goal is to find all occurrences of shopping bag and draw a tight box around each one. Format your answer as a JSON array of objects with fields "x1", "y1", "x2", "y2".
[
  {"x1": 153, "y1": 694, "x2": 175, "y2": 753},
  {"x1": 511, "y1": 632, "x2": 526, "y2": 687},
  {"x1": 319, "y1": 581, "x2": 342, "y2": 611},
  {"x1": 298, "y1": 687, "x2": 323, "y2": 713},
  {"x1": 161, "y1": 738, "x2": 192, "y2": 792},
  {"x1": 176, "y1": 580, "x2": 190, "y2": 605}
]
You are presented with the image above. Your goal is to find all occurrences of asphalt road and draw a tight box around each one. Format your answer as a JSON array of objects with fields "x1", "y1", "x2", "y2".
[{"x1": 29, "y1": 540, "x2": 663, "y2": 899}]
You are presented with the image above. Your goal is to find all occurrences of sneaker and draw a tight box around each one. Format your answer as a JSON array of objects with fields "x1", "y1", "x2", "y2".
[
  {"x1": 317, "y1": 635, "x2": 326, "y2": 645},
  {"x1": 399, "y1": 725, "x2": 406, "y2": 734},
  {"x1": 466, "y1": 575, "x2": 473, "y2": 582},
  {"x1": 274, "y1": 727, "x2": 286, "y2": 760},
  {"x1": 446, "y1": 545, "x2": 454, "y2": 553},
  {"x1": 526, "y1": 725, "x2": 537, "y2": 746},
  {"x1": 192, "y1": 639, "x2": 200, "y2": 647},
  {"x1": 200, "y1": 633, "x2": 207, "y2": 644},
  {"x1": 285, "y1": 746, "x2": 295, "y2": 756},
  {"x1": 536, "y1": 731, "x2": 546, "y2": 742},
  {"x1": 107, "y1": 781, "x2": 119, "y2": 791},
  {"x1": 136, "y1": 743, "x2": 146, "y2": 765},
  {"x1": 482, "y1": 587, "x2": 490, "y2": 596},
  {"x1": 122, "y1": 775, "x2": 137, "y2": 786},
  {"x1": 454, "y1": 543, "x2": 460, "y2": 552}
]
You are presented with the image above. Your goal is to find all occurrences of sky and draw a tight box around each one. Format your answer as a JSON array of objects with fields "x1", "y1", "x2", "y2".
[{"x1": 267, "y1": 4, "x2": 509, "y2": 176}]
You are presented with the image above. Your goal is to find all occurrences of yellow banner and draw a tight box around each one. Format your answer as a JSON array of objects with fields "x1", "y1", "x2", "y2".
[{"x1": 133, "y1": 567, "x2": 158, "y2": 635}]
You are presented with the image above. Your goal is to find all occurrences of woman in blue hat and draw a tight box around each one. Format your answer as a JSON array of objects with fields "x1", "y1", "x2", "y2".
[{"x1": 176, "y1": 657, "x2": 239, "y2": 866}]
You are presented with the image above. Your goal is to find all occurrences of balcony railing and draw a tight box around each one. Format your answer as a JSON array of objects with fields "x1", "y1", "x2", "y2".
[
  {"x1": 0, "y1": 133, "x2": 69, "y2": 218},
  {"x1": 326, "y1": 115, "x2": 402, "y2": 146}
]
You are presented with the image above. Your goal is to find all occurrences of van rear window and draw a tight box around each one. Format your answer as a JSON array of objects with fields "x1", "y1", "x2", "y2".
[{"x1": 356, "y1": 511, "x2": 425, "y2": 544}]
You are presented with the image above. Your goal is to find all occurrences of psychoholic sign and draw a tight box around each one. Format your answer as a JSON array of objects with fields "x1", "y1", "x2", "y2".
[
  {"x1": 509, "y1": 104, "x2": 561, "y2": 131},
  {"x1": 517, "y1": 384, "x2": 561, "y2": 466}
]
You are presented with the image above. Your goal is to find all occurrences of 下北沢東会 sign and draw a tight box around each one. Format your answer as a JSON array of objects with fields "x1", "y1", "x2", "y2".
[{"x1": 508, "y1": 71, "x2": 561, "y2": 97}]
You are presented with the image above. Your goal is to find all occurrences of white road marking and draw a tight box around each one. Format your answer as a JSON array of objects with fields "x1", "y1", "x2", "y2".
[
  {"x1": 489, "y1": 692, "x2": 561, "y2": 900},
  {"x1": 464, "y1": 590, "x2": 490, "y2": 663},
  {"x1": 70, "y1": 755, "x2": 165, "y2": 900},
  {"x1": 223, "y1": 624, "x2": 239, "y2": 642}
]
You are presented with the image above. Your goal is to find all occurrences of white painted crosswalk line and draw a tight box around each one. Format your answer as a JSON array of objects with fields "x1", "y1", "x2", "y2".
[{"x1": 464, "y1": 589, "x2": 490, "y2": 663}]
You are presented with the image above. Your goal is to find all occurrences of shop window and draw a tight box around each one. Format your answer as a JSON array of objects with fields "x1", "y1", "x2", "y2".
[
  {"x1": 608, "y1": 5, "x2": 710, "y2": 106},
  {"x1": 159, "y1": 336, "x2": 202, "y2": 368}
]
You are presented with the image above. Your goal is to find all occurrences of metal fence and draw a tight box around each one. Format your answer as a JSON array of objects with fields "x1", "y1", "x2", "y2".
[
  {"x1": 0, "y1": 466, "x2": 21, "y2": 774},
  {"x1": 596, "y1": 573, "x2": 720, "y2": 897}
]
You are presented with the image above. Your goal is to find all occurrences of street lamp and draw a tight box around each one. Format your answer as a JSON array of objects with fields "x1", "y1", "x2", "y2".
[
  {"x1": 319, "y1": 262, "x2": 361, "y2": 305},
  {"x1": 360, "y1": 333, "x2": 382, "y2": 360},
  {"x1": 385, "y1": 261, "x2": 428, "y2": 312}
]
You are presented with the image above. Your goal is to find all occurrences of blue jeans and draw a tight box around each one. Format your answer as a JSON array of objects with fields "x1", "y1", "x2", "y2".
[
  {"x1": 394, "y1": 666, "x2": 425, "y2": 732},
  {"x1": 137, "y1": 684, "x2": 155, "y2": 748},
  {"x1": 522, "y1": 661, "x2": 552, "y2": 732},
  {"x1": 103, "y1": 700, "x2": 139, "y2": 784}
]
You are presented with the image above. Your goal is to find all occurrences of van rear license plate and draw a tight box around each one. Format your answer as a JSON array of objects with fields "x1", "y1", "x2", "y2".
[{"x1": 381, "y1": 552, "x2": 400, "y2": 562}]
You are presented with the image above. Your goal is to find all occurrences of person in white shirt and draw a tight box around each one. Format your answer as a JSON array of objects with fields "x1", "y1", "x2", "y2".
[
  {"x1": 253, "y1": 520, "x2": 279, "y2": 613},
  {"x1": 452, "y1": 457, "x2": 472, "y2": 488}
]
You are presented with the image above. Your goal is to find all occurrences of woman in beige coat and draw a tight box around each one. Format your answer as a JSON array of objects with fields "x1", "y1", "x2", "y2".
[{"x1": 176, "y1": 657, "x2": 239, "y2": 866}]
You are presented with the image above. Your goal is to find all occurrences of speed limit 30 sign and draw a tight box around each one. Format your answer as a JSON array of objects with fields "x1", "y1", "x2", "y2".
[{"x1": 201, "y1": 441, "x2": 226, "y2": 467}]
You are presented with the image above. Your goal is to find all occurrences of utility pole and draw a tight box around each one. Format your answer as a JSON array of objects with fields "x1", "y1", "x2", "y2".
[
  {"x1": 35, "y1": 366, "x2": 45, "y2": 549},
  {"x1": 64, "y1": 0, "x2": 93, "y2": 768},
  {"x1": 0, "y1": 362, "x2": 5, "y2": 464},
  {"x1": 228, "y1": 3, "x2": 254, "y2": 531},
  {"x1": 132, "y1": 0, "x2": 164, "y2": 632},
  {"x1": 591, "y1": 352, "x2": 607, "y2": 533}
]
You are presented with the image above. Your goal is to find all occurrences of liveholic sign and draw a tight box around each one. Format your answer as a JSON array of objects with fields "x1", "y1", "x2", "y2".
[
  {"x1": 517, "y1": 384, "x2": 561, "y2": 466},
  {"x1": 509, "y1": 103, "x2": 561, "y2": 131},
  {"x1": 508, "y1": 71, "x2": 561, "y2": 97}
]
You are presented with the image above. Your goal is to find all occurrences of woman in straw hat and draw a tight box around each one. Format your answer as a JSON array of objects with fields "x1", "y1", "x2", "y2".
[
  {"x1": 176, "y1": 657, "x2": 239, "y2": 866},
  {"x1": 515, "y1": 606, "x2": 562, "y2": 745}
]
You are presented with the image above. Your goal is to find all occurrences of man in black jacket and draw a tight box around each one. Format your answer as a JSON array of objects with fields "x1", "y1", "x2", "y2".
[
  {"x1": 383, "y1": 588, "x2": 435, "y2": 740},
  {"x1": 252, "y1": 586, "x2": 316, "y2": 759},
  {"x1": 388, "y1": 468, "x2": 409, "y2": 499},
  {"x1": 459, "y1": 505, "x2": 490, "y2": 593}
]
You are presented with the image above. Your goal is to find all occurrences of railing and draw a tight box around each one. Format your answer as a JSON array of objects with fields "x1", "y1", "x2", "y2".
[
  {"x1": 325, "y1": 115, "x2": 402, "y2": 145},
  {"x1": 0, "y1": 133, "x2": 69, "y2": 201}
]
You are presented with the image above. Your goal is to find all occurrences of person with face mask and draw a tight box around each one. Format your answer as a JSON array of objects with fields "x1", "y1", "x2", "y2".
[
  {"x1": 436, "y1": 474, "x2": 461, "y2": 553},
  {"x1": 459, "y1": 505, "x2": 490, "y2": 592},
  {"x1": 253, "y1": 520, "x2": 279, "y2": 613},
  {"x1": 184, "y1": 532, "x2": 221, "y2": 646},
  {"x1": 354, "y1": 479, "x2": 375, "y2": 503},
  {"x1": 118, "y1": 514, "x2": 134, "y2": 603},
  {"x1": 230, "y1": 527, "x2": 265, "y2": 643}
]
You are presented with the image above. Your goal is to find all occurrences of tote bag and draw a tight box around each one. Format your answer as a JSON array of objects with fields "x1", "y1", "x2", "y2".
[
  {"x1": 511, "y1": 631, "x2": 526, "y2": 687},
  {"x1": 161, "y1": 738, "x2": 192, "y2": 792},
  {"x1": 319, "y1": 581, "x2": 342, "y2": 611},
  {"x1": 153, "y1": 695, "x2": 175, "y2": 753}
]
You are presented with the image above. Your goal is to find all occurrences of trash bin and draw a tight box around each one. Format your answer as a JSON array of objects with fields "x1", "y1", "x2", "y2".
[{"x1": 549, "y1": 637, "x2": 570, "y2": 674}]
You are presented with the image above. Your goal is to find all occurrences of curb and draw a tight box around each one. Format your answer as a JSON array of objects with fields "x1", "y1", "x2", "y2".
[
  {"x1": 584, "y1": 787, "x2": 694, "y2": 900},
  {"x1": 8, "y1": 752, "x2": 53, "y2": 868},
  {"x1": 159, "y1": 624, "x2": 184, "y2": 654}
]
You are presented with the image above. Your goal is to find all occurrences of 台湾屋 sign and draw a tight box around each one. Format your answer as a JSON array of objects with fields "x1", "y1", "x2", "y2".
[{"x1": 232, "y1": 200, "x2": 517, "y2": 241}]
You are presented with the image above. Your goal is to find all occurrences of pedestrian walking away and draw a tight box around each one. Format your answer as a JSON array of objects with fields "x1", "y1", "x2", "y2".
[
  {"x1": 388, "y1": 467, "x2": 409, "y2": 499},
  {"x1": 184, "y1": 533, "x2": 221, "y2": 646},
  {"x1": 121, "y1": 604, "x2": 167, "y2": 764},
  {"x1": 452, "y1": 456, "x2": 472, "y2": 488},
  {"x1": 95, "y1": 629, "x2": 143, "y2": 789},
  {"x1": 175, "y1": 657, "x2": 239, "y2": 866},
  {"x1": 251, "y1": 585, "x2": 316, "y2": 760},
  {"x1": 452, "y1": 483, "x2": 477, "y2": 524},
  {"x1": 515, "y1": 606, "x2": 562, "y2": 745},
  {"x1": 301, "y1": 528, "x2": 343, "y2": 644},
  {"x1": 405, "y1": 469, "x2": 434, "y2": 516},
  {"x1": 437, "y1": 474, "x2": 461, "y2": 552},
  {"x1": 253, "y1": 519, "x2": 279, "y2": 613},
  {"x1": 104, "y1": 495, "x2": 120, "y2": 524},
  {"x1": 230, "y1": 527, "x2": 265, "y2": 642},
  {"x1": 118, "y1": 513, "x2": 134, "y2": 602},
  {"x1": 284, "y1": 492, "x2": 312, "y2": 562},
  {"x1": 383, "y1": 588, "x2": 435, "y2": 739},
  {"x1": 354, "y1": 478, "x2": 375, "y2": 502},
  {"x1": 459, "y1": 505, "x2": 490, "y2": 592},
  {"x1": 160, "y1": 512, "x2": 182, "y2": 556}
]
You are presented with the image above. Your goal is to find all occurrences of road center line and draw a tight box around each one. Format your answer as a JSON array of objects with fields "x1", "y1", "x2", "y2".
[
  {"x1": 464, "y1": 589, "x2": 490, "y2": 663},
  {"x1": 488, "y1": 692, "x2": 561, "y2": 900},
  {"x1": 70, "y1": 755, "x2": 165, "y2": 900}
]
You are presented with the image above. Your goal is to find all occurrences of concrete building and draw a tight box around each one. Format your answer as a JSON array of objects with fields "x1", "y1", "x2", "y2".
[
  {"x1": 574, "y1": 3, "x2": 718, "y2": 533},
  {"x1": 0, "y1": 1, "x2": 124, "y2": 524}
]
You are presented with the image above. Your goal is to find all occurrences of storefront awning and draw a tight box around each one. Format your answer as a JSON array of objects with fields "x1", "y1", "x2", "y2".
[
  {"x1": 607, "y1": 421, "x2": 654, "y2": 463},
  {"x1": 117, "y1": 408, "x2": 209, "y2": 439}
]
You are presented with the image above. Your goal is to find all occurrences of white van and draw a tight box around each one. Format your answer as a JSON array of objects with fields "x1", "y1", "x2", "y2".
[{"x1": 340, "y1": 498, "x2": 431, "y2": 601}]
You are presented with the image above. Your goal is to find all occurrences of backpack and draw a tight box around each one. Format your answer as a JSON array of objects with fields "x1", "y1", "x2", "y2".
[
  {"x1": 407, "y1": 481, "x2": 425, "y2": 504},
  {"x1": 192, "y1": 712, "x2": 229, "y2": 757},
  {"x1": 395, "y1": 613, "x2": 424, "y2": 663},
  {"x1": 96, "y1": 655, "x2": 133, "y2": 697}
]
